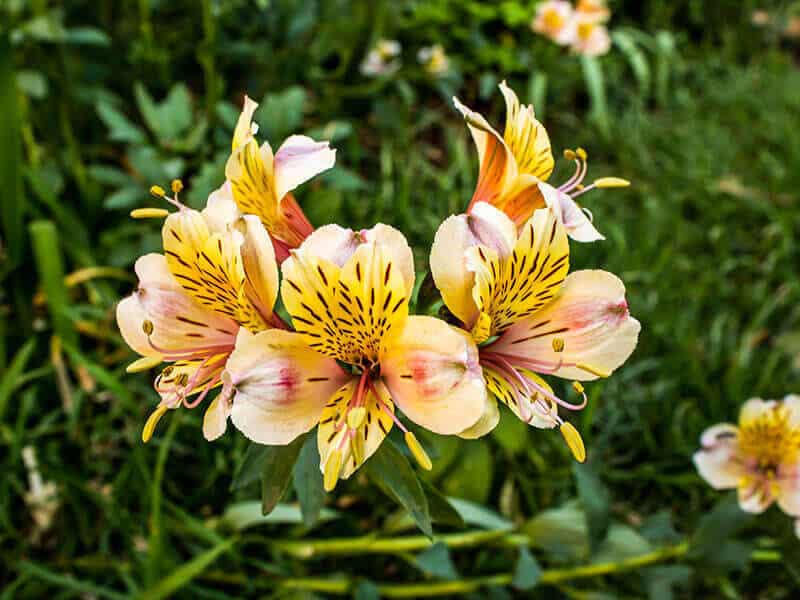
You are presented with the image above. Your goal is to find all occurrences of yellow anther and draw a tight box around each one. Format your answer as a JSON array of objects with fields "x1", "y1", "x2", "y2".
[
  {"x1": 351, "y1": 431, "x2": 365, "y2": 466},
  {"x1": 150, "y1": 185, "x2": 166, "y2": 198},
  {"x1": 347, "y1": 406, "x2": 367, "y2": 429},
  {"x1": 130, "y1": 208, "x2": 170, "y2": 219},
  {"x1": 563, "y1": 149, "x2": 577, "y2": 161},
  {"x1": 171, "y1": 179, "x2": 184, "y2": 194},
  {"x1": 142, "y1": 320, "x2": 154, "y2": 335},
  {"x1": 175, "y1": 372, "x2": 189, "y2": 387},
  {"x1": 576, "y1": 147, "x2": 588, "y2": 161},
  {"x1": 404, "y1": 432, "x2": 433, "y2": 471},
  {"x1": 576, "y1": 363, "x2": 609, "y2": 378},
  {"x1": 552, "y1": 337, "x2": 565, "y2": 353},
  {"x1": 323, "y1": 450, "x2": 343, "y2": 492},
  {"x1": 142, "y1": 404, "x2": 169, "y2": 443},
  {"x1": 560, "y1": 422, "x2": 586, "y2": 463},
  {"x1": 572, "y1": 381, "x2": 585, "y2": 394},
  {"x1": 594, "y1": 177, "x2": 631, "y2": 189},
  {"x1": 126, "y1": 355, "x2": 163, "y2": 373}
]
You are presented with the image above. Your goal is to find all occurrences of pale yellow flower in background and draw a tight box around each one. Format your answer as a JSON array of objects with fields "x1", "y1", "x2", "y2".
[
  {"x1": 532, "y1": 0, "x2": 574, "y2": 43},
  {"x1": 430, "y1": 203, "x2": 640, "y2": 459},
  {"x1": 226, "y1": 96, "x2": 336, "y2": 260},
  {"x1": 567, "y1": 15, "x2": 612, "y2": 57},
  {"x1": 117, "y1": 184, "x2": 283, "y2": 441},
  {"x1": 418, "y1": 44, "x2": 451, "y2": 76},
  {"x1": 694, "y1": 396, "x2": 800, "y2": 519},
  {"x1": 221, "y1": 224, "x2": 487, "y2": 489}
]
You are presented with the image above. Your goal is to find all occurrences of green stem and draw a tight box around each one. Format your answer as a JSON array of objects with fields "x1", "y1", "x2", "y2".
[{"x1": 271, "y1": 529, "x2": 526, "y2": 558}]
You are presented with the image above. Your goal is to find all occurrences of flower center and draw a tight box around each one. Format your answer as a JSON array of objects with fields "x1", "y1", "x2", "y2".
[
  {"x1": 543, "y1": 10, "x2": 565, "y2": 31},
  {"x1": 739, "y1": 406, "x2": 800, "y2": 469}
]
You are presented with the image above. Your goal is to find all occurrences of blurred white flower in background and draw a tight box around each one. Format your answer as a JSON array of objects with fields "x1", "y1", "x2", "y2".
[
  {"x1": 360, "y1": 39, "x2": 402, "y2": 77},
  {"x1": 22, "y1": 446, "x2": 59, "y2": 543},
  {"x1": 417, "y1": 44, "x2": 451, "y2": 77}
]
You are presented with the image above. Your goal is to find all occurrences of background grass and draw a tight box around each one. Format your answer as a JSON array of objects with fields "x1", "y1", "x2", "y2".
[{"x1": 2, "y1": 1, "x2": 800, "y2": 598}]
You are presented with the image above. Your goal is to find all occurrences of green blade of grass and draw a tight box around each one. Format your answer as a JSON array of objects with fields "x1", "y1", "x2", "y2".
[
  {"x1": 0, "y1": 338, "x2": 35, "y2": 422},
  {"x1": 29, "y1": 220, "x2": 78, "y2": 348},
  {"x1": 0, "y1": 34, "x2": 23, "y2": 264},
  {"x1": 135, "y1": 538, "x2": 237, "y2": 600},
  {"x1": 17, "y1": 561, "x2": 128, "y2": 600}
]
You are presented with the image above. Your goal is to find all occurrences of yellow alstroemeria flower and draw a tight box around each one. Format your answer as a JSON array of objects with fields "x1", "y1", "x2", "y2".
[
  {"x1": 694, "y1": 396, "x2": 800, "y2": 519},
  {"x1": 430, "y1": 202, "x2": 640, "y2": 460},
  {"x1": 225, "y1": 96, "x2": 336, "y2": 260},
  {"x1": 220, "y1": 224, "x2": 488, "y2": 490},
  {"x1": 117, "y1": 183, "x2": 282, "y2": 442},
  {"x1": 454, "y1": 82, "x2": 628, "y2": 242}
]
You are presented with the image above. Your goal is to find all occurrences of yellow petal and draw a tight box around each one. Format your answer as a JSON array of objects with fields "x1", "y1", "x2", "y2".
[{"x1": 499, "y1": 81, "x2": 554, "y2": 181}]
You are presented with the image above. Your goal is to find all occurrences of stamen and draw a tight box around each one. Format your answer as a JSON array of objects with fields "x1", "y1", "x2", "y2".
[
  {"x1": 171, "y1": 179, "x2": 184, "y2": 194},
  {"x1": 130, "y1": 208, "x2": 170, "y2": 220},
  {"x1": 560, "y1": 422, "x2": 586, "y2": 462},
  {"x1": 404, "y1": 432, "x2": 433, "y2": 471},
  {"x1": 150, "y1": 185, "x2": 166, "y2": 198},
  {"x1": 142, "y1": 320, "x2": 154, "y2": 335},
  {"x1": 369, "y1": 379, "x2": 408, "y2": 433},
  {"x1": 126, "y1": 355, "x2": 163, "y2": 373},
  {"x1": 142, "y1": 404, "x2": 169, "y2": 443},
  {"x1": 323, "y1": 449, "x2": 343, "y2": 492},
  {"x1": 551, "y1": 337, "x2": 565, "y2": 353},
  {"x1": 576, "y1": 363, "x2": 610, "y2": 378},
  {"x1": 183, "y1": 373, "x2": 221, "y2": 409},
  {"x1": 347, "y1": 406, "x2": 367, "y2": 429},
  {"x1": 594, "y1": 177, "x2": 630, "y2": 188}
]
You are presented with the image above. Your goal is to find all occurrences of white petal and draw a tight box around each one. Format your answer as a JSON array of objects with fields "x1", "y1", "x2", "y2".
[
  {"x1": 693, "y1": 446, "x2": 743, "y2": 490},
  {"x1": 381, "y1": 316, "x2": 487, "y2": 435},
  {"x1": 240, "y1": 215, "x2": 279, "y2": 322},
  {"x1": 776, "y1": 464, "x2": 800, "y2": 517},
  {"x1": 273, "y1": 135, "x2": 336, "y2": 202},
  {"x1": 202, "y1": 182, "x2": 241, "y2": 232},
  {"x1": 202, "y1": 394, "x2": 232, "y2": 441}
]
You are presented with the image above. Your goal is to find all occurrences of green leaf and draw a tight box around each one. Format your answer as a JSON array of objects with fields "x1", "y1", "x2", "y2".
[
  {"x1": 256, "y1": 86, "x2": 306, "y2": 142},
  {"x1": 414, "y1": 541, "x2": 458, "y2": 580},
  {"x1": 0, "y1": 34, "x2": 23, "y2": 263},
  {"x1": 581, "y1": 55, "x2": 610, "y2": 139},
  {"x1": 642, "y1": 565, "x2": 693, "y2": 600},
  {"x1": 574, "y1": 462, "x2": 611, "y2": 551},
  {"x1": 688, "y1": 493, "x2": 754, "y2": 561},
  {"x1": 0, "y1": 339, "x2": 35, "y2": 421},
  {"x1": 523, "y1": 500, "x2": 589, "y2": 562},
  {"x1": 293, "y1": 435, "x2": 326, "y2": 528},
  {"x1": 613, "y1": 31, "x2": 651, "y2": 99},
  {"x1": 16, "y1": 69, "x2": 48, "y2": 99},
  {"x1": 96, "y1": 101, "x2": 146, "y2": 144},
  {"x1": 366, "y1": 441, "x2": 432, "y2": 537},
  {"x1": 421, "y1": 480, "x2": 465, "y2": 528},
  {"x1": 591, "y1": 524, "x2": 653, "y2": 564},
  {"x1": 447, "y1": 498, "x2": 512, "y2": 531},
  {"x1": 218, "y1": 501, "x2": 338, "y2": 531},
  {"x1": 441, "y1": 440, "x2": 492, "y2": 503},
  {"x1": 30, "y1": 221, "x2": 77, "y2": 347},
  {"x1": 491, "y1": 409, "x2": 528, "y2": 455},
  {"x1": 511, "y1": 546, "x2": 542, "y2": 590},
  {"x1": 353, "y1": 581, "x2": 381, "y2": 600},
  {"x1": 135, "y1": 538, "x2": 236, "y2": 600},
  {"x1": 264, "y1": 438, "x2": 306, "y2": 515}
]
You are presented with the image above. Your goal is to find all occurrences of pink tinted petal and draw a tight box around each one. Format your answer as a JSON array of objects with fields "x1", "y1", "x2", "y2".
[
  {"x1": 273, "y1": 134, "x2": 336, "y2": 202},
  {"x1": 202, "y1": 182, "x2": 241, "y2": 232},
  {"x1": 539, "y1": 182, "x2": 604, "y2": 242},
  {"x1": 491, "y1": 270, "x2": 640, "y2": 381},
  {"x1": 776, "y1": 464, "x2": 800, "y2": 517},
  {"x1": 116, "y1": 254, "x2": 238, "y2": 357},
  {"x1": 381, "y1": 316, "x2": 488, "y2": 435},
  {"x1": 457, "y1": 395, "x2": 500, "y2": 439},
  {"x1": 225, "y1": 329, "x2": 348, "y2": 445},
  {"x1": 430, "y1": 203, "x2": 516, "y2": 327}
]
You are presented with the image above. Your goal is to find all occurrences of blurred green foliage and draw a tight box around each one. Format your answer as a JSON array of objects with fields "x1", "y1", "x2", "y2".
[{"x1": 2, "y1": 0, "x2": 800, "y2": 598}]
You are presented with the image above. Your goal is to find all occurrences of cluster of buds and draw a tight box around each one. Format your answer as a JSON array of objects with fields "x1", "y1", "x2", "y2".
[
  {"x1": 532, "y1": 0, "x2": 612, "y2": 57},
  {"x1": 118, "y1": 82, "x2": 639, "y2": 492}
]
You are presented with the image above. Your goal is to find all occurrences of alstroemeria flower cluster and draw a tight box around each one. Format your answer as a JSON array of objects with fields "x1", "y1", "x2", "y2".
[
  {"x1": 694, "y1": 395, "x2": 800, "y2": 537},
  {"x1": 118, "y1": 82, "x2": 638, "y2": 490},
  {"x1": 532, "y1": 0, "x2": 612, "y2": 57}
]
